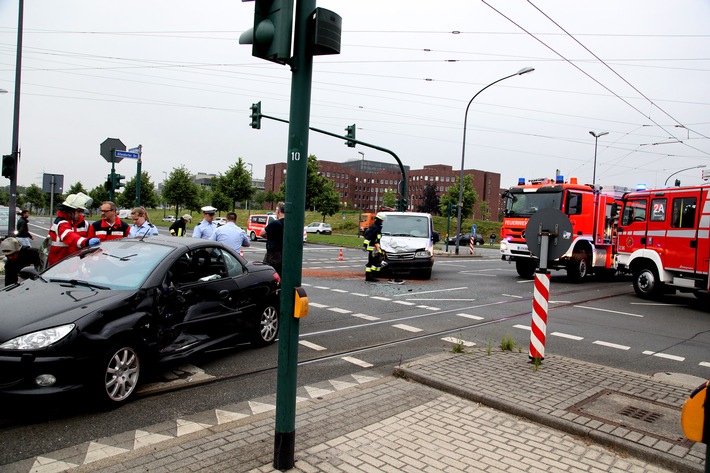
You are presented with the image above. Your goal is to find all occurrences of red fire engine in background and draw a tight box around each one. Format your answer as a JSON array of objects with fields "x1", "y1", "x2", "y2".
[
  {"x1": 499, "y1": 175, "x2": 627, "y2": 282},
  {"x1": 615, "y1": 183, "x2": 710, "y2": 300}
]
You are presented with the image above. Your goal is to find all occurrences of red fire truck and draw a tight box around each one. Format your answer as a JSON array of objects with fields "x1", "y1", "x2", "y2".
[
  {"x1": 615, "y1": 183, "x2": 710, "y2": 300},
  {"x1": 499, "y1": 175, "x2": 625, "y2": 281}
]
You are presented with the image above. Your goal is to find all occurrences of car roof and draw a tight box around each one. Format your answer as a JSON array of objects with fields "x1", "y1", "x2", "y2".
[{"x1": 101, "y1": 236, "x2": 222, "y2": 253}]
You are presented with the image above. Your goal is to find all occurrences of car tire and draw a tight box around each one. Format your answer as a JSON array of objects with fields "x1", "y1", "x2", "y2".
[
  {"x1": 515, "y1": 259, "x2": 536, "y2": 279},
  {"x1": 250, "y1": 231, "x2": 257, "y2": 241},
  {"x1": 632, "y1": 264, "x2": 662, "y2": 300},
  {"x1": 96, "y1": 342, "x2": 141, "y2": 406},
  {"x1": 251, "y1": 302, "x2": 279, "y2": 346},
  {"x1": 420, "y1": 268, "x2": 432, "y2": 280},
  {"x1": 567, "y1": 251, "x2": 589, "y2": 283}
]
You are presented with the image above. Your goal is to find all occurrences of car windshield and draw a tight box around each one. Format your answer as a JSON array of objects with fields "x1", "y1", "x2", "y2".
[
  {"x1": 43, "y1": 241, "x2": 173, "y2": 290},
  {"x1": 381, "y1": 215, "x2": 429, "y2": 237},
  {"x1": 504, "y1": 191, "x2": 563, "y2": 217}
]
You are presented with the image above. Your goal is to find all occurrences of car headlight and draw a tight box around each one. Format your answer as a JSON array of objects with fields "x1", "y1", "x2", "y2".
[
  {"x1": 0, "y1": 324, "x2": 75, "y2": 350},
  {"x1": 500, "y1": 241, "x2": 509, "y2": 251},
  {"x1": 414, "y1": 250, "x2": 431, "y2": 258}
]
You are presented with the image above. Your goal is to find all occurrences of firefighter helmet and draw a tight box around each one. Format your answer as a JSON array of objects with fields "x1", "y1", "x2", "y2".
[
  {"x1": 375, "y1": 212, "x2": 386, "y2": 221},
  {"x1": 61, "y1": 192, "x2": 93, "y2": 211}
]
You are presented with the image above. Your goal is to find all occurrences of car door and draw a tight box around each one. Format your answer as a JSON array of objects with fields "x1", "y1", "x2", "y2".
[
  {"x1": 617, "y1": 196, "x2": 649, "y2": 256},
  {"x1": 667, "y1": 191, "x2": 701, "y2": 272}
]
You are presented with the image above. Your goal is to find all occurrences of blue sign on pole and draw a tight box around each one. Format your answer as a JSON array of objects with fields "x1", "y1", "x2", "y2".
[
  {"x1": 472, "y1": 224, "x2": 477, "y2": 235},
  {"x1": 114, "y1": 150, "x2": 139, "y2": 159}
]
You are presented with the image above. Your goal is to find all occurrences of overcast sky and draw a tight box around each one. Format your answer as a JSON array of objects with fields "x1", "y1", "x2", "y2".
[{"x1": 1, "y1": 0, "x2": 709, "y2": 195}]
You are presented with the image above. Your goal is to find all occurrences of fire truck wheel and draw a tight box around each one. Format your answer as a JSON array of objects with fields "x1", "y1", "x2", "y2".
[
  {"x1": 632, "y1": 265, "x2": 662, "y2": 299},
  {"x1": 515, "y1": 259, "x2": 535, "y2": 279},
  {"x1": 567, "y1": 251, "x2": 589, "y2": 283}
]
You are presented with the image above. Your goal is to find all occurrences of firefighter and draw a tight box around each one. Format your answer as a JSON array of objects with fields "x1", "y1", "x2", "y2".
[
  {"x1": 47, "y1": 193, "x2": 100, "y2": 267},
  {"x1": 363, "y1": 213, "x2": 388, "y2": 281}
]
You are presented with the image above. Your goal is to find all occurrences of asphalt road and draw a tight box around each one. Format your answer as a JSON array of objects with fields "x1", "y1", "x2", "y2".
[{"x1": 0, "y1": 223, "x2": 708, "y2": 465}]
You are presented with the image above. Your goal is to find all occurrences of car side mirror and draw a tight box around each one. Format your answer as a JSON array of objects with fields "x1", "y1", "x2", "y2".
[
  {"x1": 432, "y1": 231, "x2": 440, "y2": 243},
  {"x1": 19, "y1": 266, "x2": 40, "y2": 281}
]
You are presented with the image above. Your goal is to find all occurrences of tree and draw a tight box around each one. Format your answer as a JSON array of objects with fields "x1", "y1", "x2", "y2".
[
  {"x1": 24, "y1": 184, "x2": 46, "y2": 213},
  {"x1": 305, "y1": 155, "x2": 329, "y2": 210},
  {"x1": 313, "y1": 182, "x2": 341, "y2": 221},
  {"x1": 382, "y1": 188, "x2": 396, "y2": 209},
  {"x1": 217, "y1": 159, "x2": 253, "y2": 211},
  {"x1": 479, "y1": 200, "x2": 491, "y2": 221},
  {"x1": 119, "y1": 172, "x2": 158, "y2": 209},
  {"x1": 163, "y1": 166, "x2": 200, "y2": 216},
  {"x1": 439, "y1": 174, "x2": 478, "y2": 218},
  {"x1": 67, "y1": 182, "x2": 88, "y2": 195},
  {"x1": 89, "y1": 185, "x2": 110, "y2": 211},
  {"x1": 417, "y1": 184, "x2": 440, "y2": 214}
]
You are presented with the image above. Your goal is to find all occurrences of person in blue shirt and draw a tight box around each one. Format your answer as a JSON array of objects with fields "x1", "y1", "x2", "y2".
[
  {"x1": 128, "y1": 207, "x2": 159, "y2": 238},
  {"x1": 210, "y1": 212, "x2": 250, "y2": 253},
  {"x1": 192, "y1": 206, "x2": 217, "y2": 239}
]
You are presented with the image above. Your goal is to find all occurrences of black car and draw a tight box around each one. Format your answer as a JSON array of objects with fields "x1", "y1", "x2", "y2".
[
  {"x1": 0, "y1": 236, "x2": 280, "y2": 406},
  {"x1": 445, "y1": 233, "x2": 484, "y2": 246}
]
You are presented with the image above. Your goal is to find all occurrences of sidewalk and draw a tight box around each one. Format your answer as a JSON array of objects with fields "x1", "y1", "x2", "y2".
[{"x1": 4, "y1": 349, "x2": 705, "y2": 473}]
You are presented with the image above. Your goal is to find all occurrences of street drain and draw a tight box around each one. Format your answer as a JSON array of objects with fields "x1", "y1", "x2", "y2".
[
  {"x1": 569, "y1": 390, "x2": 688, "y2": 445},
  {"x1": 618, "y1": 406, "x2": 662, "y2": 424}
]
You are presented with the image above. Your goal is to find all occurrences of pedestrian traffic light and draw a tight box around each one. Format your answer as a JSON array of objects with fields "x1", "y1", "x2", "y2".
[
  {"x1": 345, "y1": 124, "x2": 356, "y2": 148},
  {"x1": 250, "y1": 101, "x2": 262, "y2": 129},
  {"x1": 2, "y1": 154, "x2": 15, "y2": 179},
  {"x1": 240, "y1": 0, "x2": 294, "y2": 64},
  {"x1": 115, "y1": 174, "x2": 125, "y2": 190}
]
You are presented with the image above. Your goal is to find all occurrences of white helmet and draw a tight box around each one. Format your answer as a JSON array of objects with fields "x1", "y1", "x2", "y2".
[
  {"x1": 61, "y1": 192, "x2": 93, "y2": 211},
  {"x1": 375, "y1": 212, "x2": 386, "y2": 221}
]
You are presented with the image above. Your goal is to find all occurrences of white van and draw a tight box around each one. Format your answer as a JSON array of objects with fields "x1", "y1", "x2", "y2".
[
  {"x1": 378, "y1": 212, "x2": 439, "y2": 279},
  {"x1": 118, "y1": 209, "x2": 132, "y2": 220}
]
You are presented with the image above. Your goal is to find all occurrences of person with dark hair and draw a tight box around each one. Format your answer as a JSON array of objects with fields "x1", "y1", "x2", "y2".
[
  {"x1": 47, "y1": 193, "x2": 100, "y2": 267},
  {"x1": 16, "y1": 209, "x2": 33, "y2": 248},
  {"x1": 1, "y1": 237, "x2": 40, "y2": 286},
  {"x1": 193, "y1": 206, "x2": 217, "y2": 239},
  {"x1": 260, "y1": 202, "x2": 285, "y2": 275},
  {"x1": 88, "y1": 201, "x2": 130, "y2": 241},
  {"x1": 169, "y1": 214, "x2": 192, "y2": 236},
  {"x1": 210, "y1": 212, "x2": 250, "y2": 253}
]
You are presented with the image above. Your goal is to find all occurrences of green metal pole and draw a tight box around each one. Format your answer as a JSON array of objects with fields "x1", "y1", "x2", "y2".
[
  {"x1": 135, "y1": 145, "x2": 142, "y2": 207},
  {"x1": 109, "y1": 154, "x2": 115, "y2": 202},
  {"x1": 273, "y1": 0, "x2": 314, "y2": 469}
]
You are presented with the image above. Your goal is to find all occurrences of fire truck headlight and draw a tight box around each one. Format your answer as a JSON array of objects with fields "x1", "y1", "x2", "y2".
[{"x1": 500, "y1": 240, "x2": 509, "y2": 251}]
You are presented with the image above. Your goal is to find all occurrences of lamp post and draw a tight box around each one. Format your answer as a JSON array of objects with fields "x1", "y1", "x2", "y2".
[
  {"x1": 588, "y1": 131, "x2": 608, "y2": 245},
  {"x1": 246, "y1": 162, "x2": 253, "y2": 215},
  {"x1": 162, "y1": 171, "x2": 167, "y2": 218},
  {"x1": 455, "y1": 67, "x2": 535, "y2": 255},
  {"x1": 664, "y1": 164, "x2": 706, "y2": 187},
  {"x1": 357, "y1": 151, "x2": 364, "y2": 235}
]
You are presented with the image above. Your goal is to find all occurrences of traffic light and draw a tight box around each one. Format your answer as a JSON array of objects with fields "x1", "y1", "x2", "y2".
[
  {"x1": 104, "y1": 175, "x2": 113, "y2": 191},
  {"x1": 674, "y1": 179, "x2": 681, "y2": 187},
  {"x1": 250, "y1": 101, "x2": 262, "y2": 129},
  {"x1": 397, "y1": 196, "x2": 407, "y2": 212},
  {"x1": 345, "y1": 124, "x2": 356, "y2": 148},
  {"x1": 115, "y1": 174, "x2": 125, "y2": 190},
  {"x1": 247, "y1": 0, "x2": 294, "y2": 64},
  {"x1": 2, "y1": 154, "x2": 15, "y2": 179}
]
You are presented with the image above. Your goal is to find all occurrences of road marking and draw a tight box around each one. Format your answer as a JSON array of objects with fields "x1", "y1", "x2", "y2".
[
  {"x1": 457, "y1": 313, "x2": 484, "y2": 320},
  {"x1": 700, "y1": 362, "x2": 710, "y2": 368},
  {"x1": 551, "y1": 332, "x2": 583, "y2": 341},
  {"x1": 593, "y1": 341, "x2": 630, "y2": 350},
  {"x1": 631, "y1": 302, "x2": 685, "y2": 306},
  {"x1": 352, "y1": 313, "x2": 380, "y2": 321},
  {"x1": 392, "y1": 324, "x2": 423, "y2": 332},
  {"x1": 309, "y1": 302, "x2": 329, "y2": 308},
  {"x1": 516, "y1": 279, "x2": 534, "y2": 284},
  {"x1": 393, "y1": 287, "x2": 468, "y2": 297},
  {"x1": 330, "y1": 289, "x2": 348, "y2": 293},
  {"x1": 314, "y1": 286, "x2": 330, "y2": 290},
  {"x1": 513, "y1": 324, "x2": 531, "y2": 331},
  {"x1": 328, "y1": 307, "x2": 352, "y2": 314},
  {"x1": 371, "y1": 296, "x2": 392, "y2": 301},
  {"x1": 459, "y1": 272, "x2": 497, "y2": 276},
  {"x1": 407, "y1": 298, "x2": 477, "y2": 301},
  {"x1": 442, "y1": 337, "x2": 476, "y2": 347},
  {"x1": 574, "y1": 305, "x2": 644, "y2": 318},
  {"x1": 393, "y1": 300, "x2": 416, "y2": 306},
  {"x1": 642, "y1": 350, "x2": 685, "y2": 362},
  {"x1": 502, "y1": 294, "x2": 523, "y2": 298},
  {"x1": 341, "y1": 356, "x2": 373, "y2": 368},
  {"x1": 350, "y1": 293, "x2": 369, "y2": 297},
  {"x1": 299, "y1": 340, "x2": 327, "y2": 351}
]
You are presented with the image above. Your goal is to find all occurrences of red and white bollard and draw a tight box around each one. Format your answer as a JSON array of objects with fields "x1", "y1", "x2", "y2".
[
  {"x1": 529, "y1": 270, "x2": 550, "y2": 360},
  {"x1": 469, "y1": 238, "x2": 474, "y2": 255}
]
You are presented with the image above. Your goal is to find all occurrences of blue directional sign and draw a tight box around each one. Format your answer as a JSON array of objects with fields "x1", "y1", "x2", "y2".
[{"x1": 114, "y1": 150, "x2": 139, "y2": 159}]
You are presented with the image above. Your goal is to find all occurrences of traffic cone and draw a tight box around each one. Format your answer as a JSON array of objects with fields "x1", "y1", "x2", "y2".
[{"x1": 338, "y1": 248, "x2": 344, "y2": 261}]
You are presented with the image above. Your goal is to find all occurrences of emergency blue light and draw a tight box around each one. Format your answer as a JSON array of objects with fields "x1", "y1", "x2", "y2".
[
  {"x1": 517, "y1": 178, "x2": 525, "y2": 185},
  {"x1": 555, "y1": 175, "x2": 564, "y2": 184},
  {"x1": 636, "y1": 183, "x2": 647, "y2": 191}
]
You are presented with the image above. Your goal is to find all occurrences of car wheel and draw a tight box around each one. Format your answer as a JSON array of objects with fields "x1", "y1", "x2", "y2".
[
  {"x1": 633, "y1": 265, "x2": 662, "y2": 300},
  {"x1": 250, "y1": 231, "x2": 257, "y2": 241},
  {"x1": 420, "y1": 268, "x2": 432, "y2": 280},
  {"x1": 252, "y1": 302, "x2": 279, "y2": 346},
  {"x1": 567, "y1": 251, "x2": 589, "y2": 283},
  {"x1": 515, "y1": 259, "x2": 536, "y2": 279},
  {"x1": 98, "y1": 342, "x2": 141, "y2": 406}
]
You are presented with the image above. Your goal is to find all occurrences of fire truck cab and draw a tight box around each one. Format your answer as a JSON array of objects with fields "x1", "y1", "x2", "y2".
[
  {"x1": 500, "y1": 176, "x2": 622, "y2": 282},
  {"x1": 616, "y1": 184, "x2": 710, "y2": 300}
]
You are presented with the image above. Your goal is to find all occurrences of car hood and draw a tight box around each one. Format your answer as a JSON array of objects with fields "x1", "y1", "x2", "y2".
[
  {"x1": 0, "y1": 280, "x2": 135, "y2": 340},
  {"x1": 381, "y1": 236, "x2": 429, "y2": 252}
]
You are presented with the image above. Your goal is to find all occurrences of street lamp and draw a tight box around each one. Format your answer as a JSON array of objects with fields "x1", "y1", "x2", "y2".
[
  {"x1": 162, "y1": 171, "x2": 168, "y2": 218},
  {"x1": 589, "y1": 131, "x2": 608, "y2": 190},
  {"x1": 246, "y1": 162, "x2": 253, "y2": 215},
  {"x1": 357, "y1": 151, "x2": 365, "y2": 235},
  {"x1": 664, "y1": 164, "x2": 706, "y2": 187},
  {"x1": 455, "y1": 66, "x2": 535, "y2": 255}
]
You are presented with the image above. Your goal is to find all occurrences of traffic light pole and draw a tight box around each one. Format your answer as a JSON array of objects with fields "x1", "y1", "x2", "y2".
[
  {"x1": 7, "y1": 0, "x2": 23, "y2": 235},
  {"x1": 258, "y1": 113, "x2": 408, "y2": 210},
  {"x1": 273, "y1": 0, "x2": 314, "y2": 469}
]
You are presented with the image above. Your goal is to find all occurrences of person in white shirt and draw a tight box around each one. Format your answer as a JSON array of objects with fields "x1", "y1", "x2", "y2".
[
  {"x1": 192, "y1": 206, "x2": 217, "y2": 239},
  {"x1": 210, "y1": 212, "x2": 250, "y2": 253},
  {"x1": 128, "y1": 207, "x2": 159, "y2": 238}
]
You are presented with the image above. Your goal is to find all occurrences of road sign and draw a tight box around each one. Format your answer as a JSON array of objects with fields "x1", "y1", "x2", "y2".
[
  {"x1": 525, "y1": 208, "x2": 573, "y2": 262},
  {"x1": 100, "y1": 138, "x2": 126, "y2": 163},
  {"x1": 114, "y1": 150, "x2": 139, "y2": 159},
  {"x1": 128, "y1": 146, "x2": 140, "y2": 153},
  {"x1": 42, "y1": 173, "x2": 64, "y2": 193},
  {"x1": 472, "y1": 224, "x2": 477, "y2": 235}
]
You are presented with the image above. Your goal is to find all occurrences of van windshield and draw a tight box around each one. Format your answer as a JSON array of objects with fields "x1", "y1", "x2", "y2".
[{"x1": 381, "y1": 215, "x2": 429, "y2": 238}]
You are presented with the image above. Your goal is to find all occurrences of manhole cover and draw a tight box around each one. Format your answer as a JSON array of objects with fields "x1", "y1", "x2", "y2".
[{"x1": 571, "y1": 390, "x2": 685, "y2": 443}]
